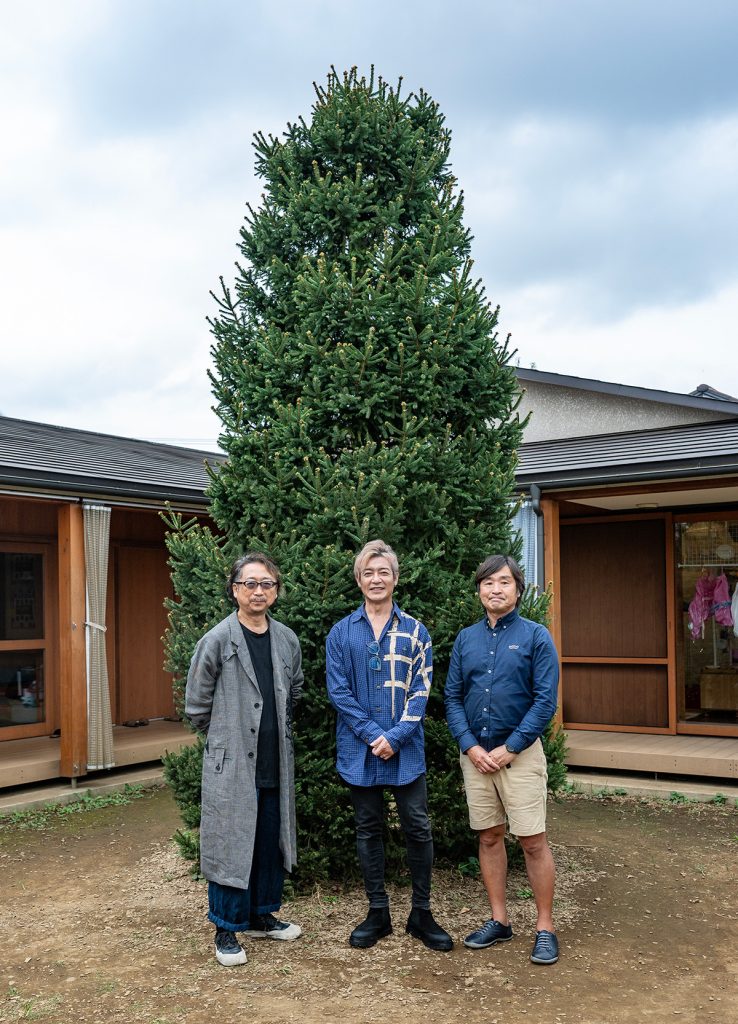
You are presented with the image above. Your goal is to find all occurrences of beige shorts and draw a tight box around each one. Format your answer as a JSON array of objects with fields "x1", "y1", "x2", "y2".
[{"x1": 459, "y1": 738, "x2": 548, "y2": 837}]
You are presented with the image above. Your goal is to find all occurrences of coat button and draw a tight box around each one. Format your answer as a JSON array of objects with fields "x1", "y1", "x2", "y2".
[
  {"x1": 254, "y1": 702, "x2": 261, "y2": 709},
  {"x1": 248, "y1": 751, "x2": 254, "y2": 758},
  {"x1": 250, "y1": 727, "x2": 256, "y2": 734}
]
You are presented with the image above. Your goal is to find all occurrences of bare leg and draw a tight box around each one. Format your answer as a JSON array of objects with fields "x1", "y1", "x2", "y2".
[
  {"x1": 477, "y1": 824, "x2": 509, "y2": 924},
  {"x1": 518, "y1": 831, "x2": 555, "y2": 932}
]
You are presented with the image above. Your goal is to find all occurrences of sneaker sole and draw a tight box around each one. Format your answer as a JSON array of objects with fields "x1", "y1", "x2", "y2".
[
  {"x1": 463, "y1": 934, "x2": 513, "y2": 949},
  {"x1": 245, "y1": 924, "x2": 302, "y2": 941},
  {"x1": 215, "y1": 949, "x2": 247, "y2": 966}
]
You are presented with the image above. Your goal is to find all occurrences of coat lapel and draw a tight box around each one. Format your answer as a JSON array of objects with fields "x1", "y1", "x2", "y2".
[
  {"x1": 269, "y1": 618, "x2": 291, "y2": 696},
  {"x1": 228, "y1": 612, "x2": 260, "y2": 691}
]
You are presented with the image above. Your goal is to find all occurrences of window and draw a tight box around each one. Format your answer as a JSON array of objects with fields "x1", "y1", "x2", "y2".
[{"x1": 0, "y1": 550, "x2": 48, "y2": 732}]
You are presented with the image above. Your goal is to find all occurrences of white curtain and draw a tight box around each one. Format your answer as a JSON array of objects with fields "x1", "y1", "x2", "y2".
[
  {"x1": 511, "y1": 500, "x2": 538, "y2": 587},
  {"x1": 84, "y1": 504, "x2": 115, "y2": 769}
]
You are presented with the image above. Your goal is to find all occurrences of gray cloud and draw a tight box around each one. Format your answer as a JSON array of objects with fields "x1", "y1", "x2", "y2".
[{"x1": 2, "y1": 0, "x2": 738, "y2": 441}]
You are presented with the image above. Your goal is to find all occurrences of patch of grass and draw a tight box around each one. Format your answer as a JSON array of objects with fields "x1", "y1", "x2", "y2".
[
  {"x1": 0, "y1": 784, "x2": 147, "y2": 831},
  {"x1": 515, "y1": 885, "x2": 534, "y2": 900},
  {"x1": 613, "y1": 788, "x2": 628, "y2": 796},
  {"x1": 18, "y1": 995, "x2": 64, "y2": 1020},
  {"x1": 711, "y1": 793, "x2": 727, "y2": 805},
  {"x1": 668, "y1": 791, "x2": 689, "y2": 804},
  {"x1": 457, "y1": 856, "x2": 480, "y2": 878}
]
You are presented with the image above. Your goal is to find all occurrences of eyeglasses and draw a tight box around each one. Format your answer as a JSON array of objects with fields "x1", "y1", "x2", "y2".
[
  {"x1": 233, "y1": 579, "x2": 277, "y2": 591},
  {"x1": 367, "y1": 640, "x2": 381, "y2": 671}
]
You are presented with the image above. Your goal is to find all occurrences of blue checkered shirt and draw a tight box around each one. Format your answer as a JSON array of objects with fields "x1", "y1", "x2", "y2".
[{"x1": 326, "y1": 602, "x2": 432, "y2": 787}]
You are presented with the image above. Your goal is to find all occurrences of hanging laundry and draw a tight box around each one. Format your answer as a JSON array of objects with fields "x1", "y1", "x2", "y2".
[
  {"x1": 688, "y1": 572, "x2": 735, "y2": 639},
  {"x1": 732, "y1": 581, "x2": 738, "y2": 639},
  {"x1": 712, "y1": 573, "x2": 734, "y2": 629},
  {"x1": 688, "y1": 573, "x2": 715, "y2": 639}
]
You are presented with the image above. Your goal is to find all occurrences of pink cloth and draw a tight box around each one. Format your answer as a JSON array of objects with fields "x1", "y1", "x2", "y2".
[
  {"x1": 688, "y1": 572, "x2": 735, "y2": 639},
  {"x1": 713, "y1": 573, "x2": 734, "y2": 628}
]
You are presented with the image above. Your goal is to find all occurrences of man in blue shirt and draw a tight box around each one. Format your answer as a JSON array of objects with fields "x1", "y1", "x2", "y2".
[
  {"x1": 445, "y1": 554, "x2": 560, "y2": 966},
  {"x1": 326, "y1": 539, "x2": 453, "y2": 952}
]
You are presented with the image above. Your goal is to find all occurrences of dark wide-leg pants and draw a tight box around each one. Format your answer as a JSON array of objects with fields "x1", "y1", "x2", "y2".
[{"x1": 207, "y1": 786, "x2": 285, "y2": 931}]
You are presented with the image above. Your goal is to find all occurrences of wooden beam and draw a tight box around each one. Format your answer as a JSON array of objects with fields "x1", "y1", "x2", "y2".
[
  {"x1": 541, "y1": 498, "x2": 563, "y2": 730},
  {"x1": 58, "y1": 503, "x2": 87, "y2": 778}
]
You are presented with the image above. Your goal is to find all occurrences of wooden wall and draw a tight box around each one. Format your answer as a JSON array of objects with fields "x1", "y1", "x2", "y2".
[{"x1": 559, "y1": 516, "x2": 670, "y2": 730}]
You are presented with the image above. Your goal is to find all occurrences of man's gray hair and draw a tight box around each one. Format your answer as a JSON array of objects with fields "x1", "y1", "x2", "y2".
[{"x1": 353, "y1": 539, "x2": 400, "y2": 582}]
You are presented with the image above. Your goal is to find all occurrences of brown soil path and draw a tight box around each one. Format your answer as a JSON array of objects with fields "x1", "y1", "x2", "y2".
[{"x1": 0, "y1": 788, "x2": 736, "y2": 1024}]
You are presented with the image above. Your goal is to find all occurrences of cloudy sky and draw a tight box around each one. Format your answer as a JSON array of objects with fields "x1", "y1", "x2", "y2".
[{"x1": 3, "y1": 1, "x2": 737, "y2": 448}]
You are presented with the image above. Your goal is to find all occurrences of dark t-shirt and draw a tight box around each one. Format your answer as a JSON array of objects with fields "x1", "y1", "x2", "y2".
[{"x1": 240, "y1": 623, "x2": 279, "y2": 788}]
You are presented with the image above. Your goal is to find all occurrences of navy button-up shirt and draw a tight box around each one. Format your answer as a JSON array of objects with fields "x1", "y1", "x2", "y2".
[
  {"x1": 444, "y1": 609, "x2": 559, "y2": 754},
  {"x1": 326, "y1": 602, "x2": 432, "y2": 786}
]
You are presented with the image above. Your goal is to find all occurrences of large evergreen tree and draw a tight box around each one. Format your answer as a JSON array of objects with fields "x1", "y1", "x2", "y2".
[{"x1": 164, "y1": 68, "x2": 552, "y2": 883}]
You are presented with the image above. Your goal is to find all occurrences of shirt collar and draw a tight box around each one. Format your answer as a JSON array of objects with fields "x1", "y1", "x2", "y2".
[
  {"x1": 484, "y1": 607, "x2": 520, "y2": 630},
  {"x1": 351, "y1": 601, "x2": 403, "y2": 629}
]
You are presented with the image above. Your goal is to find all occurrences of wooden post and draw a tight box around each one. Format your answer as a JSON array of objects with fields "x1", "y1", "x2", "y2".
[
  {"x1": 58, "y1": 503, "x2": 87, "y2": 778},
  {"x1": 541, "y1": 498, "x2": 563, "y2": 729}
]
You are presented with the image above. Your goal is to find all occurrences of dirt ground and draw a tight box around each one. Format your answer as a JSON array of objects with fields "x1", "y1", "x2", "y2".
[{"x1": 0, "y1": 787, "x2": 736, "y2": 1024}]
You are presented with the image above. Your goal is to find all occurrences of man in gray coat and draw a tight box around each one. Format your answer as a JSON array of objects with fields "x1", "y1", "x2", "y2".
[{"x1": 186, "y1": 552, "x2": 304, "y2": 967}]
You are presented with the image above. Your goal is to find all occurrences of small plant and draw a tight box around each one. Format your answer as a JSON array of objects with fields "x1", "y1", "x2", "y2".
[
  {"x1": 457, "y1": 855, "x2": 480, "y2": 878},
  {"x1": 712, "y1": 793, "x2": 727, "y2": 805},
  {"x1": 669, "y1": 792, "x2": 689, "y2": 804},
  {"x1": 613, "y1": 788, "x2": 628, "y2": 796},
  {"x1": 515, "y1": 885, "x2": 534, "y2": 900}
]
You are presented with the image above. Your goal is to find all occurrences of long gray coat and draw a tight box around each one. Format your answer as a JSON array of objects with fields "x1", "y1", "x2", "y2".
[{"x1": 185, "y1": 611, "x2": 303, "y2": 889}]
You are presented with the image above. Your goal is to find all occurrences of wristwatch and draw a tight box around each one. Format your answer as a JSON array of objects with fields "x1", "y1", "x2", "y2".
[{"x1": 504, "y1": 744, "x2": 518, "y2": 755}]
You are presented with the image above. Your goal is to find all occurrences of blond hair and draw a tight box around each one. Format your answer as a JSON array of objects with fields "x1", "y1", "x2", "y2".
[{"x1": 353, "y1": 539, "x2": 400, "y2": 582}]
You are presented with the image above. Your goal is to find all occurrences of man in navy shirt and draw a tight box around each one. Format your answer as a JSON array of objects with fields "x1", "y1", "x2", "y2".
[
  {"x1": 445, "y1": 554, "x2": 560, "y2": 965},
  {"x1": 326, "y1": 539, "x2": 453, "y2": 952}
]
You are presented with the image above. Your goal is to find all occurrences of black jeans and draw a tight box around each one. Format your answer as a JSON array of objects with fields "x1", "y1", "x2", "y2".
[{"x1": 348, "y1": 774, "x2": 434, "y2": 910}]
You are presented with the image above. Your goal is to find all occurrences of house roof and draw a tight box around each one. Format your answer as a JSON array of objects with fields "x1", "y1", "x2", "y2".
[
  {"x1": 516, "y1": 418, "x2": 738, "y2": 490},
  {"x1": 515, "y1": 368, "x2": 738, "y2": 416},
  {"x1": 0, "y1": 415, "x2": 222, "y2": 505}
]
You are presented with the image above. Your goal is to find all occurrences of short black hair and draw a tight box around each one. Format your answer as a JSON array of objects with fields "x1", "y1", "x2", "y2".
[
  {"x1": 474, "y1": 554, "x2": 525, "y2": 606},
  {"x1": 226, "y1": 552, "x2": 282, "y2": 607}
]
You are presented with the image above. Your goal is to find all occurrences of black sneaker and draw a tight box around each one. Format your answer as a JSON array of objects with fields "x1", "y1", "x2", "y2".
[
  {"x1": 530, "y1": 929, "x2": 559, "y2": 965},
  {"x1": 214, "y1": 928, "x2": 247, "y2": 966},
  {"x1": 245, "y1": 913, "x2": 302, "y2": 941}
]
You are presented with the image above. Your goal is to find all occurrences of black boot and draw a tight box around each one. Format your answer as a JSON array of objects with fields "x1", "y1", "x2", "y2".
[
  {"x1": 349, "y1": 907, "x2": 393, "y2": 948},
  {"x1": 406, "y1": 908, "x2": 454, "y2": 951}
]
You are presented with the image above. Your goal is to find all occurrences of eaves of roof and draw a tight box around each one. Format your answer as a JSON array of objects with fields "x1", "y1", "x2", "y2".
[
  {"x1": 515, "y1": 418, "x2": 738, "y2": 490},
  {"x1": 0, "y1": 415, "x2": 223, "y2": 506},
  {"x1": 514, "y1": 368, "x2": 738, "y2": 416}
]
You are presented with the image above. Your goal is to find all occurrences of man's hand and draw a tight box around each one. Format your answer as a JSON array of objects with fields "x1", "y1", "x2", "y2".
[
  {"x1": 370, "y1": 735, "x2": 396, "y2": 760},
  {"x1": 466, "y1": 744, "x2": 502, "y2": 774},
  {"x1": 488, "y1": 744, "x2": 517, "y2": 769}
]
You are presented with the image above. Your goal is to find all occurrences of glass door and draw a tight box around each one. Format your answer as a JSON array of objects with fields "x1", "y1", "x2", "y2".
[
  {"x1": 676, "y1": 518, "x2": 738, "y2": 733},
  {"x1": 0, "y1": 545, "x2": 52, "y2": 739}
]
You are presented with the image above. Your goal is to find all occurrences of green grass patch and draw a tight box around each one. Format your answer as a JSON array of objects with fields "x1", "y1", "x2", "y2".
[{"x1": 0, "y1": 784, "x2": 147, "y2": 831}]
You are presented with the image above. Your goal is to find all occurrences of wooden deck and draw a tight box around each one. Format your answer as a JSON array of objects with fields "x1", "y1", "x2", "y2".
[
  {"x1": 3, "y1": 724, "x2": 738, "y2": 788},
  {"x1": 0, "y1": 721, "x2": 197, "y2": 789},
  {"x1": 566, "y1": 730, "x2": 738, "y2": 779}
]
